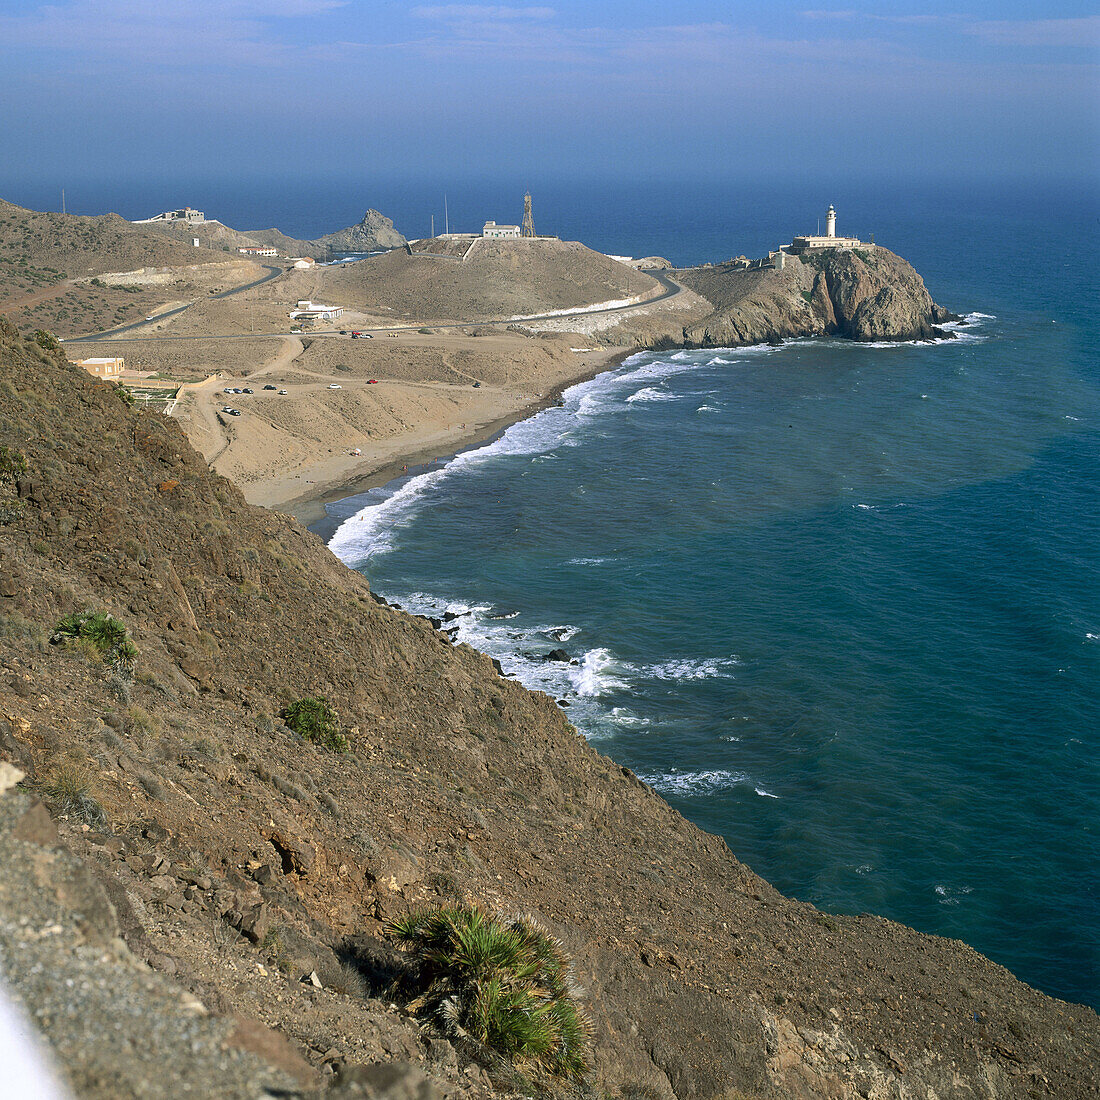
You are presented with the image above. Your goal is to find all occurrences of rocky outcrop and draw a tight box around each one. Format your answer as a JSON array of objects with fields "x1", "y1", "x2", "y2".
[
  {"x1": 677, "y1": 246, "x2": 958, "y2": 347},
  {"x1": 313, "y1": 210, "x2": 407, "y2": 253}
]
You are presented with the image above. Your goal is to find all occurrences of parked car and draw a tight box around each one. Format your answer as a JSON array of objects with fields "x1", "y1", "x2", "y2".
[
  {"x1": 224, "y1": 388, "x2": 234, "y2": 394},
  {"x1": 328, "y1": 383, "x2": 342, "y2": 389},
  {"x1": 242, "y1": 388, "x2": 253, "y2": 394},
  {"x1": 366, "y1": 379, "x2": 378, "y2": 384},
  {"x1": 227, "y1": 409, "x2": 241, "y2": 416},
  {"x1": 263, "y1": 384, "x2": 276, "y2": 391},
  {"x1": 278, "y1": 390, "x2": 288, "y2": 395},
  {"x1": 339, "y1": 330, "x2": 348, "y2": 336}
]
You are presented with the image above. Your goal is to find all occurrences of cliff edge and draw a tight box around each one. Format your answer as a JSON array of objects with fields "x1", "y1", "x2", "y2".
[{"x1": 676, "y1": 246, "x2": 958, "y2": 347}]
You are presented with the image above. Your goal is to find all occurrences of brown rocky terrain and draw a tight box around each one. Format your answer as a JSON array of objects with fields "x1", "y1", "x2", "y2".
[
  {"x1": 0, "y1": 199, "x2": 261, "y2": 337},
  {"x1": 0, "y1": 321, "x2": 1097, "y2": 1099},
  {"x1": 319, "y1": 239, "x2": 660, "y2": 323},
  {"x1": 674, "y1": 247, "x2": 956, "y2": 347},
  {"x1": 143, "y1": 209, "x2": 408, "y2": 259}
]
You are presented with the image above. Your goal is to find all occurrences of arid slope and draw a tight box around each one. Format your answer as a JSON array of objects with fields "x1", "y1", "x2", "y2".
[{"x1": 0, "y1": 322, "x2": 1096, "y2": 1099}]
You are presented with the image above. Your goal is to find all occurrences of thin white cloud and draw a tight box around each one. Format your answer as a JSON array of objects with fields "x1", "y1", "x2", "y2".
[
  {"x1": 964, "y1": 16, "x2": 1100, "y2": 48},
  {"x1": 412, "y1": 5, "x2": 555, "y2": 19}
]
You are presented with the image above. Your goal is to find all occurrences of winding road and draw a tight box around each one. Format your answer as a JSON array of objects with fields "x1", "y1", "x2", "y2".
[{"x1": 63, "y1": 268, "x2": 684, "y2": 345}]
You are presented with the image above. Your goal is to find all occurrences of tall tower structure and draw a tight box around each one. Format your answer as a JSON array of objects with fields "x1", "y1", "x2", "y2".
[
  {"x1": 521, "y1": 191, "x2": 536, "y2": 238},
  {"x1": 826, "y1": 204, "x2": 837, "y2": 239}
]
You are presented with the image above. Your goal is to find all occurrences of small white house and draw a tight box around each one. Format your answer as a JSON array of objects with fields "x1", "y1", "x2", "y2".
[{"x1": 292, "y1": 257, "x2": 316, "y2": 269}]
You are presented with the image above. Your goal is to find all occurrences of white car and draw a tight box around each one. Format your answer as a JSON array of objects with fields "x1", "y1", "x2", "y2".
[{"x1": 328, "y1": 384, "x2": 342, "y2": 389}]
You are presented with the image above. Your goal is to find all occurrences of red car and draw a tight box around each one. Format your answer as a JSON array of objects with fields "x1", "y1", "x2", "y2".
[{"x1": 367, "y1": 379, "x2": 378, "y2": 384}]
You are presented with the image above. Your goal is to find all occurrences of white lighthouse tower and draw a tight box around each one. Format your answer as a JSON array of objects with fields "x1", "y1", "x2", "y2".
[{"x1": 825, "y1": 204, "x2": 837, "y2": 239}]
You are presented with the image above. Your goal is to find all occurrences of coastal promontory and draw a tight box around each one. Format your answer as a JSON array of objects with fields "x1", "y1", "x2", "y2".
[{"x1": 674, "y1": 245, "x2": 958, "y2": 347}]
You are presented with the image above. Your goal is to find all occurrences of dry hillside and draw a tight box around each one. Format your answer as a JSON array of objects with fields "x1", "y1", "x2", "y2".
[
  {"x1": 319, "y1": 239, "x2": 659, "y2": 322},
  {"x1": 0, "y1": 199, "x2": 260, "y2": 337},
  {"x1": 0, "y1": 321, "x2": 1096, "y2": 1099}
]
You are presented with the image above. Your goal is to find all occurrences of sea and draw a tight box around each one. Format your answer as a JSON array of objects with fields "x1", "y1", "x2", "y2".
[{"x1": 10, "y1": 174, "x2": 1096, "y2": 1008}]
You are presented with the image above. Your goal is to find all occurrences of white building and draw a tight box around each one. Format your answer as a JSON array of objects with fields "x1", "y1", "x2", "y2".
[
  {"x1": 289, "y1": 300, "x2": 343, "y2": 321},
  {"x1": 134, "y1": 207, "x2": 205, "y2": 225},
  {"x1": 482, "y1": 220, "x2": 520, "y2": 239},
  {"x1": 292, "y1": 257, "x2": 316, "y2": 269},
  {"x1": 239, "y1": 246, "x2": 278, "y2": 257},
  {"x1": 789, "y1": 205, "x2": 863, "y2": 254}
]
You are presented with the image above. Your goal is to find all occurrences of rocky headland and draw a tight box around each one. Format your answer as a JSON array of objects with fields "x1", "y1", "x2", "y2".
[
  {"x1": 0, "y1": 320, "x2": 1097, "y2": 1099},
  {"x1": 672, "y1": 246, "x2": 957, "y2": 348}
]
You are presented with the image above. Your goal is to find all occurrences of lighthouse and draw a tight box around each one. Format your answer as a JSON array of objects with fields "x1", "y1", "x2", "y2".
[{"x1": 826, "y1": 204, "x2": 836, "y2": 239}]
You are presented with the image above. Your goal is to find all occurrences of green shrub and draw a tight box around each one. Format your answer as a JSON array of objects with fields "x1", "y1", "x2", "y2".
[
  {"x1": 33, "y1": 329, "x2": 60, "y2": 351},
  {"x1": 386, "y1": 905, "x2": 592, "y2": 1082},
  {"x1": 52, "y1": 610, "x2": 138, "y2": 670},
  {"x1": 280, "y1": 696, "x2": 347, "y2": 751}
]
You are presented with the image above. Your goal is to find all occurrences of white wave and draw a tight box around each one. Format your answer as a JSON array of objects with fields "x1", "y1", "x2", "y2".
[
  {"x1": 571, "y1": 647, "x2": 629, "y2": 697},
  {"x1": 626, "y1": 386, "x2": 677, "y2": 403},
  {"x1": 934, "y1": 884, "x2": 973, "y2": 906},
  {"x1": 855, "y1": 503, "x2": 876, "y2": 511},
  {"x1": 754, "y1": 786, "x2": 779, "y2": 799},
  {"x1": 638, "y1": 768, "x2": 749, "y2": 796},
  {"x1": 543, "y1": 625, "x2": 580, "y2": 641},
  {"x1": 1065, "y1": 415, "x2": 1080, "y2": 422},
  {"x1": 697, "y1": 404, "x2": 719, "y2": 413},
  {"x1": 633, "y1": 657, "x2": 740, "y2": 682},
  {"x1": 707, "y1": 356, "x2": 735, "y2": 365},
  {"x1": 609, "y1": 707, "x2": 650, "y2": 727},
  {"x1": 1086, "y1": 633, "x2": 1099, "y2": 641},
  {"x1": 855, "y1": 864, "x2": 873, "y2": 875},
  {"x1": 566, "y1": 557, "x2": 611, "y2": 566}
]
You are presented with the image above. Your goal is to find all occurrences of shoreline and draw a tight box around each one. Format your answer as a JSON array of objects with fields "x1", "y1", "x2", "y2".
[{"x1": 282, "y1": 345, "x2": 638, "y2": 529}]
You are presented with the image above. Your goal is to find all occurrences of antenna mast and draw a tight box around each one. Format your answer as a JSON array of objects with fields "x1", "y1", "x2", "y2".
[
  {"x1": 444, "y1": 194, "x2": 449, "y2": 235},
  {"x1": 521, "y1": 191, "x2": 535, "y2": 238},
  {"x1": 61, "y1": 189, "x2": 66, "y2": 215}
]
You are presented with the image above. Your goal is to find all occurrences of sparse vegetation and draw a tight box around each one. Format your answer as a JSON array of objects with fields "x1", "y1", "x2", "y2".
[
  {"x1": 386, "y1": 905, "x2": 593, "y2": 1082},
  {"x1": 280, "y1": 696, "x2": 347, "y2": 751},
  {"x1": 0, "y1": 443, "x2": 28, "y2": 525},
  {"x1": 52, "y1": 610, "x2": 139, "y2": 670},
  {"x1": 37, "y1": 761, "x2": 108, "y2": 827}
]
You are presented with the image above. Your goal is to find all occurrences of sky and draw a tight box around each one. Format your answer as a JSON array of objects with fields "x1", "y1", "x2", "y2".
[{"x1": 0, "y1": 1, "x2": 1096, "y2": 192}]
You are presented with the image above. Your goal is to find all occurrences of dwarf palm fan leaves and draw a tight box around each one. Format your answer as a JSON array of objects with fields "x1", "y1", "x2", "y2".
[
  {"x1": 385, "y1": 904, "x2": 593, "y2": 1082},
  {"x1": 52, "y1": 610, "x2": 138, "y2": 670}
]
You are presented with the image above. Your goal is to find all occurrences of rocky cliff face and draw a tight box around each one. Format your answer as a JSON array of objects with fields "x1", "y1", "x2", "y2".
[
  {"x1": 0, "y1": 321, "x2": 1096, "y2": 1099},
  {"x1": 314, "y1": 209, "x2": 407, "y2": 252},
  {"x1": 677, "y1": 247, "x2": 957, "y2": 347}
]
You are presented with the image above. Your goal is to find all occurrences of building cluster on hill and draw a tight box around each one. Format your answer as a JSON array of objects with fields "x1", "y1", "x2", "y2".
[{"x1": 133, "y1": 206, "x2": 205, "y2": 225}]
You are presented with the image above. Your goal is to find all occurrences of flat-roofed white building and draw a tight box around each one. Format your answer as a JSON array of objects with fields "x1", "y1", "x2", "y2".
[
  {"x1": 289, "y1": 300, "x2": 343, "y2": 321},
  {"x1": 789, "y1": 205, "x2": 863, "y2": 254},
  {"x1": 74, "y1": 357, "x2": 124, "y2": 379},
  {"x1": 482, "y1": 221, "x2": 520, "y2": 239},
  {"x1": 239, "y1": 246, "x2": 278, "y2": 257}
]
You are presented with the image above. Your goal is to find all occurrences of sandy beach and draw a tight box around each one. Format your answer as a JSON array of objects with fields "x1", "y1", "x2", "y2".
[{"x1": 153, "y1": 329, "x2": 631, "y2": 524}]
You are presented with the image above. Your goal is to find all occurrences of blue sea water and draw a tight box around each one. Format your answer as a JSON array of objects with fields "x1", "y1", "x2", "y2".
[
  {"x1": 12, "y1": 171, "x2": 1093, "y2": 1008},
  {"x1": 316, "y1": 180, "x2": 1100, "y2": 1012}
]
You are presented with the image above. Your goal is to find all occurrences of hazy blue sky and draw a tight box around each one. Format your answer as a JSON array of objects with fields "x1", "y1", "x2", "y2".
[{"x1": 1, "y1": 1, "x2": 1096, "y2": 189}]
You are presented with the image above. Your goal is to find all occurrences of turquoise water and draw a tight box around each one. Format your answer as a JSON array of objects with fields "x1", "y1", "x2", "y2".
[{"x1": 320, "y1": 184, "x2": 1099, "y2": 1010}]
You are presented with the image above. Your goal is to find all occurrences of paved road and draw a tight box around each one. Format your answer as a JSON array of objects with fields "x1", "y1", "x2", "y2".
[
  {"x1": 63, "y1": 268, "x2": 683, "y2": 345},
  {"x1": 64, "y1": 264, "x2": 284, "y2": 343}
]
